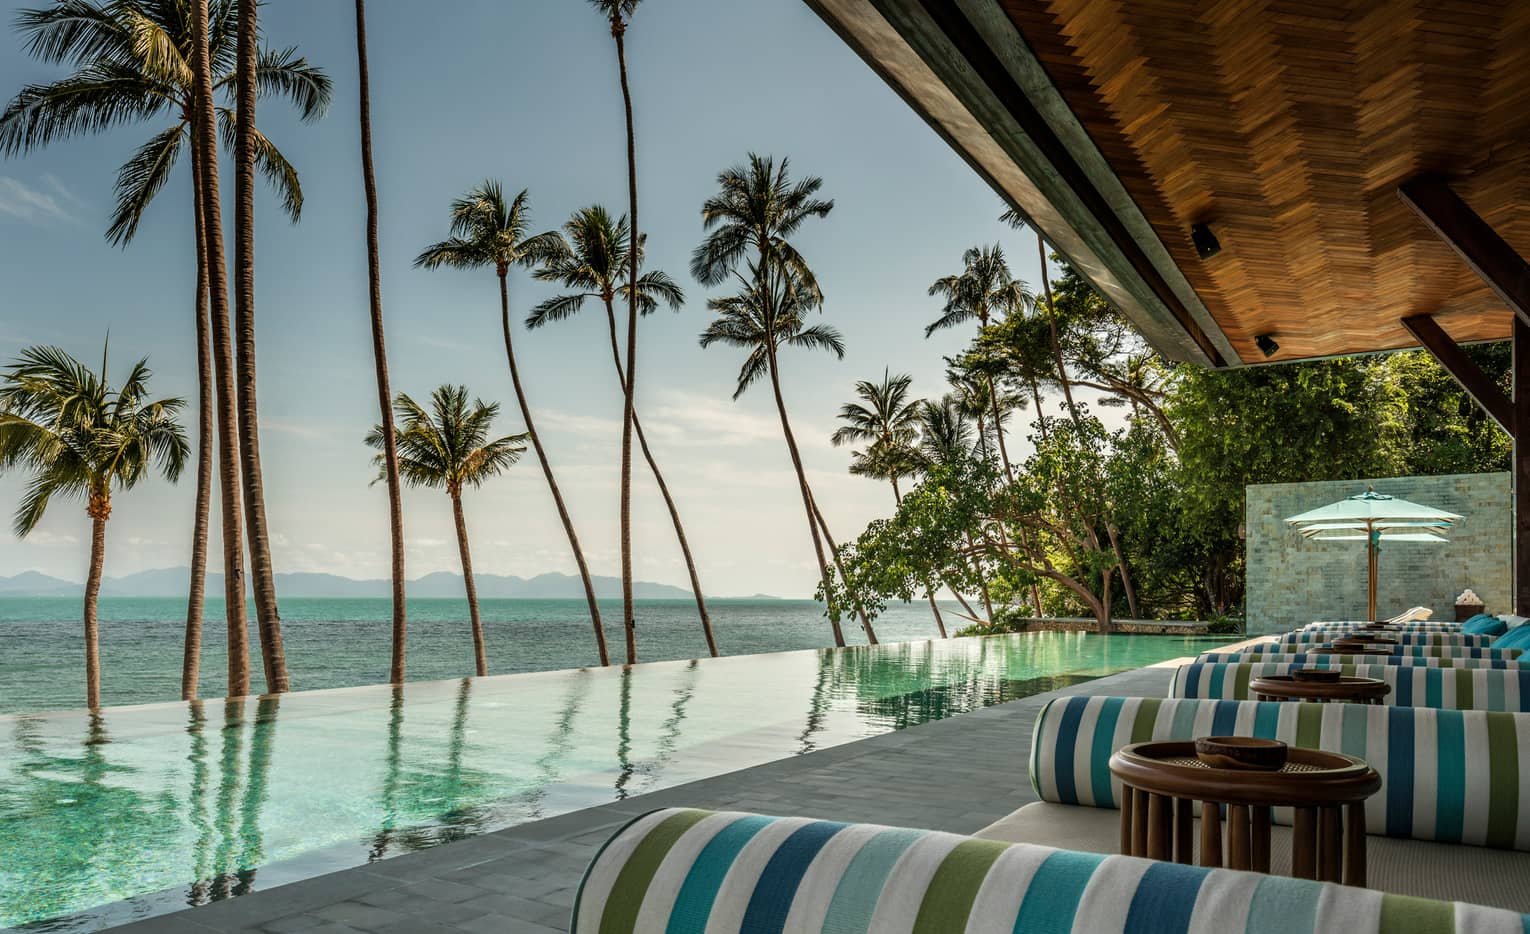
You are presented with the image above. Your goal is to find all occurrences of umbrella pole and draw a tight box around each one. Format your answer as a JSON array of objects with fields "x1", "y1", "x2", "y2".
[{"x1": 1367, "y1": 528, "x2": 1378, "y2": 622}]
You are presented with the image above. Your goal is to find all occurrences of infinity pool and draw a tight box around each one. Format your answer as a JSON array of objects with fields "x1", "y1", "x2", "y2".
[{"x1": 0, "y1": 632, "x2": 1213, "y2": 931}]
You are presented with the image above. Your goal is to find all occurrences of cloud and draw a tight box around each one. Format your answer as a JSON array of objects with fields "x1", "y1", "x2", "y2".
[{"x1": 0, "y1": 176, "x2": 78, "y2": 225}]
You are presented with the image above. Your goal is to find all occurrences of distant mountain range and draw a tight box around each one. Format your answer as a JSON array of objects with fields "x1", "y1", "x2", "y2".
[{"x1": 0, "y1": 567, "x2": 776, "y2": 600}]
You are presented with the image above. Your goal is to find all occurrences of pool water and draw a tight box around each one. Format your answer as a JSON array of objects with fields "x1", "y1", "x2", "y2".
[{"x1": 0, "y1": 632, "x2": 1212, "y2": 931}]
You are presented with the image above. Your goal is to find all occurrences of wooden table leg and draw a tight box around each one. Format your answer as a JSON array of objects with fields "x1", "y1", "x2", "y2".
[
  {"x1": 1344, "y1": 802, "x2": 1367, "y2": 887},
  {"x1": 1318, "y1": 807, "x2": 1342, "y2": 882},
  {"x1": 1147, "y1": 793, "x2": 1171, "y2": 860},
  {"x1": 1120, "y1": 782, "x2": 1134, "y2": 855},
  {"x1": 1292, "y1": 807, "x2": 1317, "y2": 879},
  {"x1": 1227, "y1": 803, "x2": 1250, "y2": 870},
  {"x1": 1200, "y1": 800, "x2": 1222, "y2": 868},
  {"x1": 1133, "y1": 788, "x2": 1149, "y2": 856},
  {"x1": 1251, "y1": 805, "x2": 1271, "y2": 873},
  {"x1": 1174, "y1": 797, "x2": 1194, "y2": 864}
]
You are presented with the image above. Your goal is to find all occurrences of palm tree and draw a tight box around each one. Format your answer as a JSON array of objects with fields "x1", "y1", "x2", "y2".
[
  {"x1": 916, "y1": 396, "x2": 999, "y2": 624},
  {"x1": 692, "y1": 155, "x2": 878, "y2": 645},
  {"x1": 353, "y1": 0, "x2": 407, "y2": 685},
  {"x1": 415, "y1": 182, "x2": 610, "y2": 667},
  {"x1": 1001, "y1": 207, "x2": 1083, "y2": 428},
  {"x1": 926, "y1": 245, "x2": 1032, "y2": 479},
  {"x1": 233, "y1": 0, "x2": 286, "y2": 694},
  {"x1": 530, "y1": 205, "x2": 718, "y2": 658},
  {"x1": 0, "y1": 344, "x2": 188, "y2": 709},
  {"x1": 699, "y1": 264, "x2": 875, "y2": 644},
  {"x1": 590, "y1": 0, "x2": 647, "y2": 664},
  {"x1": 366, "y1": 386, "x2": 525, "y2": 677},
  {"x1": 832, "y1": 370, "x2": 946, "y2": 636},
  {"x1": 1, "y1": 0, "x2": 330, "y2": 700}
]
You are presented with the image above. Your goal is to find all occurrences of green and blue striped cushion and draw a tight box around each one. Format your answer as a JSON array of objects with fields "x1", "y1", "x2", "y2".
[
  {"x1": 1305, "y1": 622, "x2": 1463, "y2": 631},
  {"x1": 1196, "y1": 652, "x2": 1523, "y2": 669},
  {"x1": 1233, "y1": 645, "x2": 1517, "y2": 659},
  {"x1": 572, "y1": 808, "x2": 1530, "y2": 933},
  {"x1": 1029, "y1": 696, "x2": 1530, "y2": 849},
  {"x1": 1170, "y1": 662, "x2": 1530, "y2": 711},
  {"x1": 1278, "y1": 633, "x2": 1492, "y2": 647}
]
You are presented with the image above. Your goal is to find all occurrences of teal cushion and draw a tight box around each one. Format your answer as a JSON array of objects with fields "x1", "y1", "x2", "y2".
[
  {"x1": 1495, "y1": 626, "x2": 1530, "y2": 650},
  {"x1": 1464, "y1": 615, "x2": 1509, "y2": 636}
]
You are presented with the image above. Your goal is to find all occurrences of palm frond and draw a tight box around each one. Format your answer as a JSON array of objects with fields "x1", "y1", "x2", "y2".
[
  {"x1": 14, "y1": 0, "x2": 134, "y2": 67},
  {"x1": 0, "y1": 63, "x2": 172, "y2": 155},
  {"x1": 216, "y1": 107, "x2": 302, "y2": 221},
  {"x1": 250, "y1": 45, "x2": 331, "y2": 122},
  {"x1": 414, "y1": 238, "x2": 491, "y2": 271},
  {"x1": 107, "y1": 122, "x2": 185, "y2": 245},
  {"x1": 526, "y1": 292, "x2": 591, "y2": 329}
]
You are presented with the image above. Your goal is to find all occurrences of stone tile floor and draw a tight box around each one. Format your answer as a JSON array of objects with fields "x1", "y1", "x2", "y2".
[{"x1": 106, "y1": 666, "x2": 1173, "y2": 934}]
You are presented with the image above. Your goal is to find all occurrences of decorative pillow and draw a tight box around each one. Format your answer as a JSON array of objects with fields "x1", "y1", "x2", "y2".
[
  {"x1": 1501, "y1": 614, "x2": 1530, "y2": 630},
  {"x1": 1463, "y1": 614, "x2": 1509, "y2": 636},
  {"x1": 1493, "y1": 625, "x2": 1530, "y2": 650}
]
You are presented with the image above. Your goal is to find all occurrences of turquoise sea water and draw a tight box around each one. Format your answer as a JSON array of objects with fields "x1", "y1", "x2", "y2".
[
  {"x1": 0, "y1": 597, "x2": 961, "y2": 715},
  {"x1": 0, "y1": 629, "x2": 1217, "y2": 931}
]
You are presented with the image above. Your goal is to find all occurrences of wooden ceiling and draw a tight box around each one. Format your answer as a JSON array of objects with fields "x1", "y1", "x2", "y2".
[{"x1": 999, "y1": 0, "x2": 1530, "y2": 364}]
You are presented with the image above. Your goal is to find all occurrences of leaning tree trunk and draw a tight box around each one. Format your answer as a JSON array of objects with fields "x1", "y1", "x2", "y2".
[
  {"x1": 83, "y1": 492, "x2": 109, "y2": 710},
  {"x1": 182, "y1": 152, "x2": 213, "y2": 701},
  {"x1": 766, "y1": 349, "x2": 845, "y2": 647},
  {"x1": 891, "y1": 480, "x2": 946, "y2": 637},
  {"x1": 809, "y1": 493, "x2": 878, "y2": 643},
  {"x1": 450, "y1": 488, "x2": 488, "y2": 676},
  {"x1": 599, "y1": 298, "x2": 718, "y2": 656},
  {"x1": 1105, "y1": 522, "x2": 1140, "y2": 619},
  {"x1": 234, "y1": 0, "x2": 288, "y2": 694},
  {"x1": 498, "y1": 269, "x2": 610, "y2": 666},
  {"x1": 190, "y1": 0, "x2": 249, "y2": 698},
  {"x1": 354, "y1": 0, "x2": 407, "y2": 685},
  {"x1": 613, "y1": 15, "x2": 640, "y2": 666},
  {"x1": 1037, "y1": 233, "x2": 1083, "y2": 428}
]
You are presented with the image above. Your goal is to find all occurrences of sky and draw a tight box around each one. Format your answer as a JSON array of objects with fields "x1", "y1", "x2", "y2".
[{"x1": 0, "y1": 0, "x2": 1062, "y2": 599}]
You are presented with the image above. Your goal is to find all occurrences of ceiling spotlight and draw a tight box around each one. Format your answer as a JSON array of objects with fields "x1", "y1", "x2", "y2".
[
  {"x1": 1191, "y1": 223, "x2": 1221, "y2": 259},
  {"x1": 1255, "y1": 334, "x2": 1280, "y2": 358}
]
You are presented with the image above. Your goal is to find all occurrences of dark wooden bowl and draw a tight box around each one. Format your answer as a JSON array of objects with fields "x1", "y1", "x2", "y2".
[
  {"x1": 1341, "y1": 632, "x2": 1397, "y2": 643},
  {"x1": 1194, "y1": 736, "x2": 1288, "y2": 771},
  {"x1": 1291, "y1": 668, "x2": 1342, "y2": 683}
]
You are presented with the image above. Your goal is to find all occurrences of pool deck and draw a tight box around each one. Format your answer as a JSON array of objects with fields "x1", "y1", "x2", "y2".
[{"x1": 105, "y1": 663, "x2": 1175, "y2": 934}]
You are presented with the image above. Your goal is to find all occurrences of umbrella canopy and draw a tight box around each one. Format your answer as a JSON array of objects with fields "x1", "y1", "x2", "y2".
[{"x1": 1285, "y1": 487, "x2": 1460, "y2": 621}]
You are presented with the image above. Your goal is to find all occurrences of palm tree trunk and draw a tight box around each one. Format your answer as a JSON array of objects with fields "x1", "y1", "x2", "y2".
[
  {"x1": 83, "y1": 495, "x2": 108, "y2": 710},
  {"x1": 498, "y1": 269, "x2": 609, "y2": 666},
  {"x1": 234, "y1": 0, "x2": 288, "y2": 695},
  {"x1": 988, "y1": 383, "x2": 1015, "y2": 483},
  {"x1": 765, "y1": 348, "x2": 845, "y2": 647},
  {"x1": 810, "y1": 493, "x2": 877, "y2": 643},
  {"x1": 613, "y1": 17, "x2": 640, "y2": 667},
  {"x1": 190, "y1": 0, "x2": 249, "y2": 698},
  {"x1": 1105, "y1": 522, "x2": 1140, "y2": 619},
  {"x1": 599, "y1": 299, "x2": 718, "y2": 656},
  {"x1": 182, "y1": 154, "x2": 213, "y2": 701},
  {"x1": 450, "y1": 488, "x2": 488, "y2": 676},
  {"x1": 354, "y1": 0, "x2": 407, "y2": 686}
]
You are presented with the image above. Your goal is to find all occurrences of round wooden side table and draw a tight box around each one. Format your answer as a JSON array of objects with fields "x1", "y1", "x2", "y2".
[
  {"x1": 1108, "y1": 740, "x2": 1381, "y2": 885},
  {"x1": 1250, "y1": 675, "x2": 1391, "y2": 705}
]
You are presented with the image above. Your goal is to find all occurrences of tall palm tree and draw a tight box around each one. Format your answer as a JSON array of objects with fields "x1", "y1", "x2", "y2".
[
  {"x1": 590, "y1": 0, "x2": 647, "y2": 665},
  {"x1": 530, "y1": 205, "x2": 718, "y2": 658},
  {"x1": 699, "y1": 264, "x2": 875, "y2": 645},
  {"x1": 415, "y1": 181, "x2": 610, "y2": 667},
  {"x1": 926, "y1": 245, "x2": 1032, "y2": 479},
  {"x1": 1001, "y1": 207, "x2": 1083, "y2": 428},
  {"x1": 366, "y1": 386, "x2": 525, "y2": 677},
  {"x1": 233, "y1": 0, "x2": 286, "y2": 694},
  {"x1": 1, "y1": 0, "x2": 330, "y2": 700},
  {"x1": 832, "y1": 370, "x2": 946, "y2": 635},
  {"x1": 0, "y1": 344, "x2": 188, "y2": 709},
  {"x1": 692, "y1": 154, "x2": 876, "y2": 644},
  {"x1": 352, "y1": 0, "x2": 407, "y2": 685},
  {"x1": 916, "y1": 395, "x2": 999, "y2": 623}
]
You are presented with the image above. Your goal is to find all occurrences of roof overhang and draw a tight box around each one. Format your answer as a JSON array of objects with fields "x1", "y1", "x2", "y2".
[{"x1": 807, "y1": 0, "x2": 1530, "y2": 367}]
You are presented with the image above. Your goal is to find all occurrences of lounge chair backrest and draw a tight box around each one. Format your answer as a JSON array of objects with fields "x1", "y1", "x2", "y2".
[
  {"x1": 572, "y1": 807, "x2": 1530, "y2": 933},
  {"x1": 1030, "y1": 695, "x2": 1530, "y2": 850},
  {"x1": 1277, "y1": 632, "x2": 1491, "y2": 647},
  {"x1": 1238, "y1": 643, "x2": 1514, "y2": 658},
  {"x1": 1195, "y1": 652, "x2": 1522, "y2": 668},
  {"x1": 1304, "y1": 622, "x2": 1460, "y2": 632},
  {"x1": 1170, "y1": 662, "x2": 1530, "y2": 711}
]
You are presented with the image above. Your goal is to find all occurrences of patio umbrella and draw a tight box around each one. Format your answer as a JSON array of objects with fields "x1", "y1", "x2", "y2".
[{"x1": 1284, "y1": 487, "x2": 1459, "y2": 621}]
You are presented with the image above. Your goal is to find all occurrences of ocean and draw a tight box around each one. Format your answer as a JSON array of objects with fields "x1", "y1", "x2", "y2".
[{"x1": 0, "y1": 596, "x2": 964, "y2": 715}]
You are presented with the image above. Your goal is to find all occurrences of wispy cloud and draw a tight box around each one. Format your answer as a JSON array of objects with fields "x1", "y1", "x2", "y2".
[{"x1": 0, "y1": 175, "x2": 80, "y2": 225}]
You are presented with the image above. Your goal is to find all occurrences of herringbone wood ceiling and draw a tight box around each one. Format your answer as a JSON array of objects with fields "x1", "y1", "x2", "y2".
[{"x1": 1002, "y1": 0, "x2": 1530, "y2": 364}]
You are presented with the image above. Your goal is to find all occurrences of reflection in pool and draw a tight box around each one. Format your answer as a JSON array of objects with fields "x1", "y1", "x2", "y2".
[{"x1": 0, "y1": 632, "x2": 1210, "y2": 931}]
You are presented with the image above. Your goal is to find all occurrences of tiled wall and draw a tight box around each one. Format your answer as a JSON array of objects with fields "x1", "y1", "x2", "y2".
[{"x1": 1245, "y1": 472, "x2": 1509, "y2": 632}]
